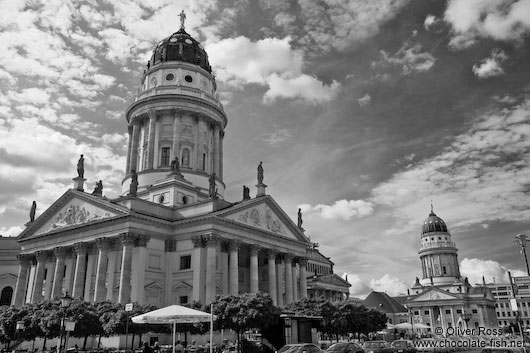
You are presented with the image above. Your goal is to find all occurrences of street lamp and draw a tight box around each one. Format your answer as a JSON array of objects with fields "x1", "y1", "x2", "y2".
[
  {"x1": 515, "y1": 234, "x2": 530, "y2": 276},
  {"x1": 57, "y1": 292, "x2": 72, "y2": 353},
  {"x1": 462, "y1": 312, "x2": 471, "y2": 330}
]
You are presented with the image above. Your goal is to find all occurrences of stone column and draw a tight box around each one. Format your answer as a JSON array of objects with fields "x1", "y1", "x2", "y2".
[
  {"x1": 64, "y1": 252, "x2": 75, "y2": 295},
  {"x1": 106, "y1": 240, "x2": 119, "y2": 301},
  {"x1": 171, "y1": 110, "x2": 182, "y2": 161},
  {"x1": 250, "y1": 245, "x2": 260, "y2": 293},
  {"x1": 219, "y1": 131, "x2": 224, "y2": 179},
  {"x1": 299, "y1": 258, "x2": 308, "y2": 299},
  {"x1": 276, "y1": 257, "x2": 284, "y2": 307},
  {"x1": 205, "y1": 235, "x2": 218, "y2": 304},
  {"x1": 164, "y1": 239, "x2": 177, "y2": 306},
  {"x1": 213, "y1": 123, "x2": 220, "y2": 176},
  {"x1": 293, "y1": 262, "x2": 299, "y2": 301},
  {"x1": 94, "y1": 238, "x2": 109, "y2": 302},
  {"x1": 131, "y1": 235, "x2": 149, "y2": 304},
  {"x1": 72, "y1": 243, "x2": 88, "y2": 299},
  {"x1": 221, "y1": 243, "x2": 229, "y2": 295},
  {"x1": 118, "y1": 233, "x2": 136, "y2": 303},
  {"x1": 44, "y1": 260, "x2": 55, "y2": 300},
  {"x1": 192, "y1": 236, "x2": 206, "y2": 303},
  {"x1": 285, "y1": 253, "x2": 294, "y2": 304},
  {"x1": 51, "y1": 247, "x2": 66, "y2": 299},
  {"x1": 32, "y1": 251, "x2": 47, "y2": 303},
  {"x1": 13, "y1": 255, "x2": 31, "y2": 306},
  {"x1": 129, "y1": 120, "x2": 141, "y2": 173},
  {"x1": 267, "y1": 250, "x2": 277, "y2": 305},
  {"x1": 84, "y1": 246, "x2": 97, "y2": 301},
  {"x1": 125, "y1": 127, "x2": 133, "y2": 174},
  {"x1": 229, "y1": 241, "x2": 239, "y2": 295},
  {"x1": 147, "y1": 110, "x2": 157, "y2": 169}
]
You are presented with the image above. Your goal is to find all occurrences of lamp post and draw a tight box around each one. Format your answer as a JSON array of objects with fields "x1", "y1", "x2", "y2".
[
  {"x1": 57, "y1": 292, "x2": 72, "y2": 353},
  {"x1": 16, "y1": 321, "x2": 25, "y2": 350},
  {"x1": 462, "y1": 312, "x2": 471, "y2": 330},
  {"x1": 515, "y1": 234, "x2": 530, "y2": 276}
]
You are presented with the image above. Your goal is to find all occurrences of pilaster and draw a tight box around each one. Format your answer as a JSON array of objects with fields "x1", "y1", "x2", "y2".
[
  {"x1": 191, "y1": 236, "x2": 206, "y2": 303},
  {"x1": 164, "y1": 239, "x2": 177, "y2": 306},
  {"x1": 131, "y1": 234, "x2": 150, "y2": 303},
  {"x1": 147, "y1": 110, "x2": 157, "y2": 169}
]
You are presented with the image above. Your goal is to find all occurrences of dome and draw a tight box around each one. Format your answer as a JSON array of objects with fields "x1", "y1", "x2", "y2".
[
  {"x1": 421, "y1": 209, "x2": 449, "y2": 235},
  {"x1": 149, "y1": 28, "x2": 212, "y2": 73}
]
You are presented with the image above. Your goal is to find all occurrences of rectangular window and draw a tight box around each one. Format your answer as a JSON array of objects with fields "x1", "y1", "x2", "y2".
[
  {"x1": 424, "y1": 310, "x2": 429, "y2": 315},
  {"x1": 414, "y1": 311, "x2": 419, "y2": 315},
  {"x1": 456, "y1": 309, "x2": 462, "y2": 314},
  {"x1": 179, "y1": 296, "x2": 188, "y2": 304},
  {"x1": 160, "y1": 147, "x2": 170, "y2": 167},
  {"x1": 445, "y1": 310, "x2": 451, "y2": 314},
  {"x1": 180, "y1": 255, "x2": 191, "y2": 270},
  {"x1": 202, "y1": 153, "x2": 206, "y2": 171},
  {"x1": 472, "y1": 309, "x2": 478, "y2": 314}
]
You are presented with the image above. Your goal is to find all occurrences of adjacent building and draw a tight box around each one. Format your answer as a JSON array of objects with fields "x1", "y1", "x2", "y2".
[
  {"x1": 11, "y1": 22, "x2": 349, "y2": 308},
  {"x1": 486, "y1": 276, "x2": 530, "y2": 328},
  {"x1": 0, "y1": 235, "x2": 20, "y2": 306},
  {"x1": 405, "y1": 207, "x2": 498, "y2": 331}
]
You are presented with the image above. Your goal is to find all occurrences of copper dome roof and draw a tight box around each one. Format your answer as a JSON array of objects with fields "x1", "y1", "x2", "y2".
[
  {"x1": 149, "y1": 28, "x2": 212, "y2": 73},
  {"x1": 422, "y1": 210, "x2": 449, "y2": 235}
]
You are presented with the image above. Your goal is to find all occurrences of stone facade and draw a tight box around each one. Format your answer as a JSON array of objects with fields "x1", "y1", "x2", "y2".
[
  {"x1": 12, "y1": 26, "x2": 350, "y2": 308},
  {"x1": 0, "y1": 236, "x2": 19, "y2": 306}
]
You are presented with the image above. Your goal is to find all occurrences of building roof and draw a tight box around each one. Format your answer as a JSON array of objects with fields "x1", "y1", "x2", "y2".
[
  {"x1": 0, "y1": 236, "x2": 20, "y2": 250},
  {"x1": 364, "y1": 291, "x2": 409, "y2": 313},
  {"x1": 422, "y1": 206, "x2": 449, "y2": 235}
]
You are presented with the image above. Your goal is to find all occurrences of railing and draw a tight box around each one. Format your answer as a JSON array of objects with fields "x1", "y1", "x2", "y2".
[
  {"x1": 135, "y1": 86, "x2": 223, "y2": 109},
  {"x1": 420, "y1": 241, "x2": 456, "y2": 250}
]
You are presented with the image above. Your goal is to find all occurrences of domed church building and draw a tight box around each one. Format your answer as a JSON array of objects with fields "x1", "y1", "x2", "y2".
[
  {"x1": 12, "y1": 17, "x2": 350, "y2": 308},
  {"x1": 405, "y1": 206, "x2": 498, "y2": 330}
]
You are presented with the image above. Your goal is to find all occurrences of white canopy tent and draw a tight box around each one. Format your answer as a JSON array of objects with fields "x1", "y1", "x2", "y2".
[{"x1": 131, "y1": 305, "x2": 214, "y2": 353}]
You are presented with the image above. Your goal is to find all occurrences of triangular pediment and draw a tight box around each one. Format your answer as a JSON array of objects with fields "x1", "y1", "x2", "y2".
[
  {"x1": 217, "y1": 196, "x2": 309, "y2": 243},
  {"x1": 411, "y1": 288, "x2": 460, "y2": 302},
  {"x1": 20, "y1": 189, "x2": 129, "y2": 239},
  {"x1": 316, "y1": 274, "x2": 351, "y2": 288},
  {"x1": 173, "y1": 281, "x2": 193, "y2": 291}
]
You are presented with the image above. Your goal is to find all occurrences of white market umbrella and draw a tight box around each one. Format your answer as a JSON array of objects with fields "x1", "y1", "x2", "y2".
[
  {"x1": 386, "y1": 323, "x2": 397, "y2": 329},
  {"x1": 132, "y1": 305, "x2": 213, "y2": 353},
  {"x1": 395, "y1": 322, "x2": 414, "y2": 330},
  {"x1": 414, "y1": 323, "x2": 430, "y2": 329}
]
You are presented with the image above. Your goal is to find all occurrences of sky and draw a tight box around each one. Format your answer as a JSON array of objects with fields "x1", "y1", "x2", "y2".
[{"x1": 1, "y1": 0, "x2": 530, "y2": 299}]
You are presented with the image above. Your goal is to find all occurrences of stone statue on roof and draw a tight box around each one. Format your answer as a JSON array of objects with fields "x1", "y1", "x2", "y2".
[
  {"x1": 297, "y1": 208, "x2": 303, "y2": 228},
  {"x1": 257, "y1": 161, "x2": 263, "y2": 184},
  {"x1": 179, "y1": 10, "x2": 186, "y2": 30},
  {"x1": 29, "y1": 201, "x2": 36, "y2": 222},
  {"x1": 77, "y1": 154, "x2": 84, "y2": 178}
]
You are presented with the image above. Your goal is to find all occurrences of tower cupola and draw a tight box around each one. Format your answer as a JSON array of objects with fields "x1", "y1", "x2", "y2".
[{"x1": 122, "y1": 13, "x2": 227, "y2": 205}]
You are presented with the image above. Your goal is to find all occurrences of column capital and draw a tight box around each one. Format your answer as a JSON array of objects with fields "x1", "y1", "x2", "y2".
[
  {"x1": 54, "y1": 246, "x2": 67, "y2": 258},
  {"x1": 17, "y1": 253, "x2": 32, "y2": 265},
  {"x1": 267, "y1": 249, "x2": 277, "y2": 260},
  {"x1": 228, "y1": 240, "x2": 240, "y2": 251},
  {"x1": 249, "y1": 244, "x2": 260, "y2": 255},
  {"x1": 191, "y1": 235, "x2": 204, "y2": 248},
  {"x1": 284, "y1": 253, "x2": 293, "y2": 262},
  {"x1": 165, "y1": 239, "x2": 177, "y2": 252},
  {"x1": 298, "y1": 257, "x2": 308, "y2": 266},
  {"x1": 204, "y1": 234, "x2": 220, "y2": 247},
  {"x1": 96, "y1": 237, "x2": 110, "y2": 251},
  {"x1": 35, "y1": 250, "x2": 51, "y2": 262},
  {"x1": 136, "y1": 234, "x2": 150, "y2": 247},
  {"x1": 172, "y1": 108, "x2": 185, "y2": 117},
  {"x1": 147, "y1": 109, "x2": 157, "y2": 119},
  {"x1": 74, "y1": 242, "x2": 88, "y2": 255},
  {"x1": 120, "y1": 232, "x2": 136, "y2": 246}
]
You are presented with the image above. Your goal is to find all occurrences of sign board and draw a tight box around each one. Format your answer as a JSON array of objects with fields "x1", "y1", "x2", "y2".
[
  {"x1": 65, "y1": 321, "x2": 76, "y2": 332},
  {"x1": 510, "y1": 298, "x2": 519, "y2": 312},
  {"x1": 125, "y1": 303, "x2": 133, "y2": 312}
]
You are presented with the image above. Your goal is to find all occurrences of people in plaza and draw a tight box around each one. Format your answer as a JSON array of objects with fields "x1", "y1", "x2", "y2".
[
  {"x1": 143, "y1": 342, "x2": 153, "y2": 353},
  {"x1": 154, "y1": 342, "x2": 160, "y2": 352},
  {"x1": 188, "y1": 340, "x2": 197, "y2": 352},
  {"x1": 175, "y1": 340, "x2": 184, "y2": 353}
]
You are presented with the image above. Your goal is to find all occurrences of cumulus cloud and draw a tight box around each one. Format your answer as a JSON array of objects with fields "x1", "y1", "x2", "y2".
[
  {"x1": 260, "y1": 126, "x2": 293, "y2": 145},
  {"x1": 371, "y1": 96, "x2": 530, "y2": 233},
  {"x1": 0, "y1": 226, "x2": 23, "y2": 237},
  {"x1": 299, "y1": 199, "x2": 374, "y2": 221},
  {"x1": 472, "y1": 48, "x2": 508, "y2": 78},
  {"x1": 424, "y1": 14, "x2": 438, "y2": 30},
  {"x1": 207, "y1": 36, "x2": 340, "y2": 104},
  {"x1": 460, "y1": 258, "x2": 526, "y2": 285},
  {"x1": 358, "y1": 93, "x2": 372, "y2": 107},
  {"x1": 373, "y1": 42, "x2": 436, "y2": 75},
  {"x1": 444, "y1": 0, "x2": 530, "y2": 49},
  {"x1": 342, "y1": 272, "x2": 371, "y2": 297},
  {"x1": 370, "y1": 274, "x2": 409, "y2": 296}
]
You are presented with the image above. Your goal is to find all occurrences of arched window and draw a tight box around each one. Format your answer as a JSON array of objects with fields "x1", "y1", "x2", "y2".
[
  {"x1": 0, "y1": 286, "x2": 13, "y2": 306},
  {"x1": 181, "y1": 148, "x2": 190, "y2": 167}
]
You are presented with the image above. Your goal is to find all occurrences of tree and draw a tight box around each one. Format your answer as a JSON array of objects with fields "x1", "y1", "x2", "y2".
[{"x1": 211, "y1": 293, "x2": 281, "y2": 353}]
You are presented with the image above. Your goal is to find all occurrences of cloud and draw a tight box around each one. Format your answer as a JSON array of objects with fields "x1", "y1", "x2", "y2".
[
  {"x1": 370, "y1": 274, "x2": 409, "y2": 296},
  {"x1": 472, "y1": 48, "x2": 508, "y2": 78},
  {"x1": 371, "y1": 96, "x2": 530, "y2": 233},
  {"x1": 260, "y1": 126, "x2": 292, "y2": 145},
  {"x1": 444, "y1": 0, "x2": 530, "y2": 49},
  {"x1": 424, "y1": 14, "x2": 438, "y2": 30},
  {"x1": 207, "y1": 36, "x2": 340, "y2": 104},
  {"x1": 358, "y1": 93, "x2": 372, "y2": 107},
  {"x1": 0, "y1": 226, "x2": 23, "y2": 237},
  {"x1": 460, "y1": 257, "x2": 526, "y2": 285},
  {"x1": 342, "y1": 272, "x2": 371, "y2": 297},
  {"x1": 374, "y1": 42, "x2": 436, "y2": 75},
  {"x1": 299, "y1": 199, "x2": 374, "y2": 221},
  {"x1": 297, "y1": 0, "x2": 411, "y2": 52}
]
